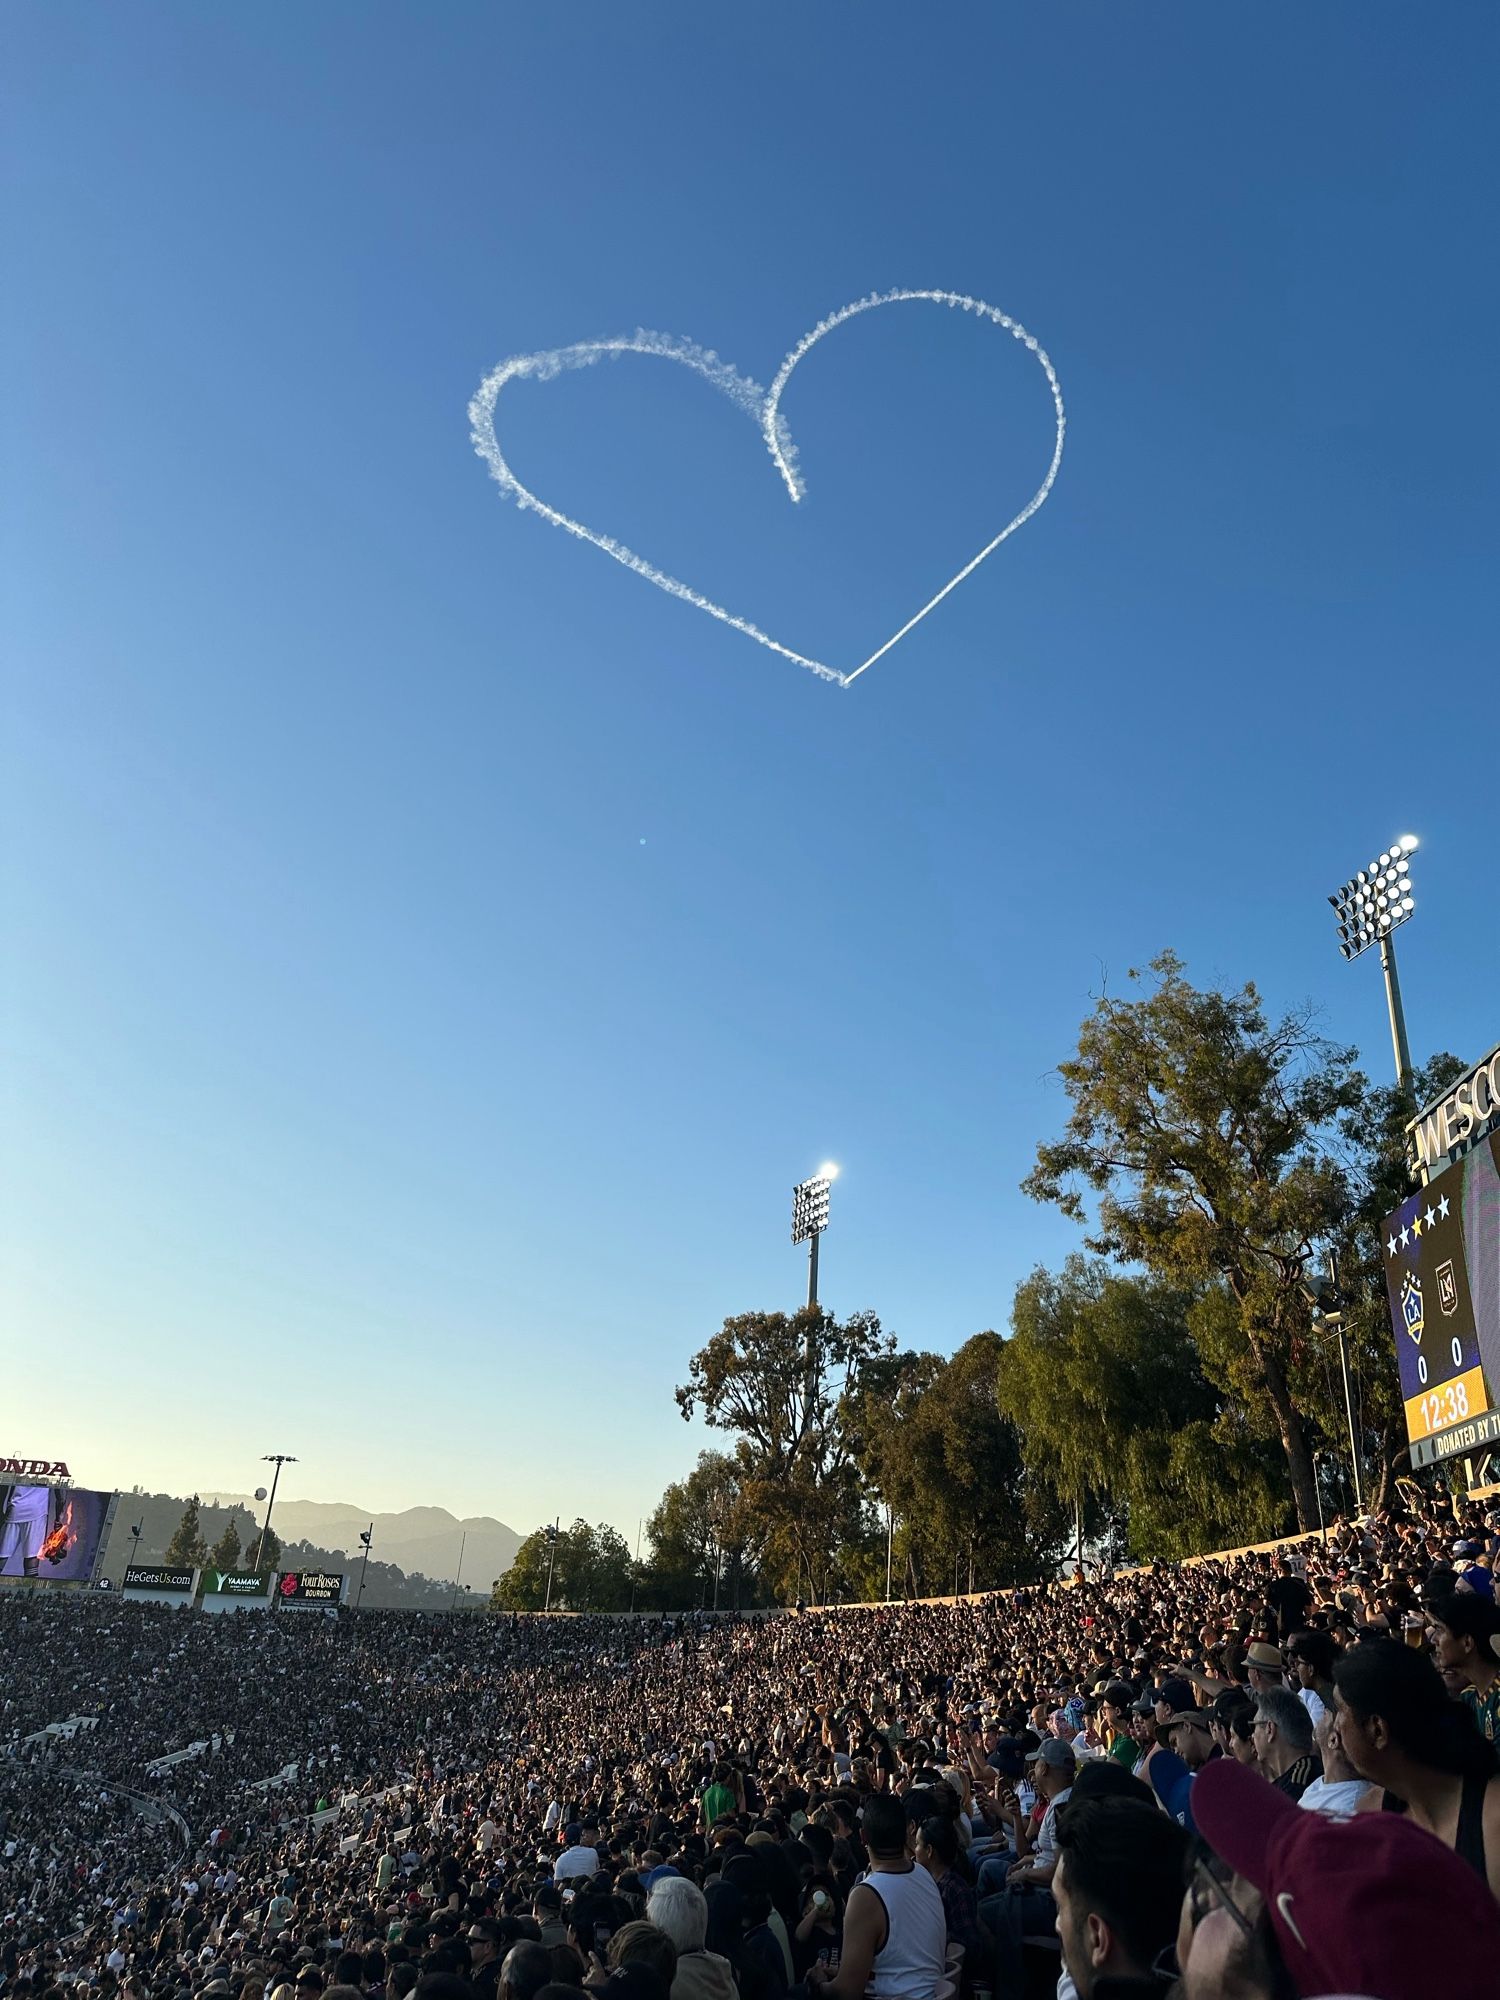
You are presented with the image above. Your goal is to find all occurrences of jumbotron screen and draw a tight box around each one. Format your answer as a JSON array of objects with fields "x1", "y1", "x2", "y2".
[
  {"x1": 1382, "y1": 1128, "x2": 1500, "y2": 1468},
  {"x1": 0, "y1": 1484, "x2": 112, "y2": 1583}
]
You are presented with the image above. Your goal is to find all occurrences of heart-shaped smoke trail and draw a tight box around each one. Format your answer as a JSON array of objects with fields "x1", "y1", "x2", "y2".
[{"x1": 468, "y1": 289, "x2": 1065, "y2": 688}]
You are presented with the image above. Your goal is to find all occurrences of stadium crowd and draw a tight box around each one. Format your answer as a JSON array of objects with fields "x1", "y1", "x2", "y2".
[{"x1": 5, "y1": 1487, "x2": 1500, "y2": 2000}]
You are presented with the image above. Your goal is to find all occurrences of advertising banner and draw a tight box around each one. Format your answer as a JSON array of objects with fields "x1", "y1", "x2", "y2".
[
  {"x1": 277, "y1": 1569, "x2": 344, "y2": 1605},
  {"x1": 204, "y1": 1570, "x2": 272, "y2": 1595},
  {"x1": 123, "y1": 1564, "x2": 196, "y2": 1592}
]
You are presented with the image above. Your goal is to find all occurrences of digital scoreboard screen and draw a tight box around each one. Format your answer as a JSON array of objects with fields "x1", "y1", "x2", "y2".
[
  {"x1": 0, "y1": 1485, "x2": 112, "y2": 1582},
  {"x1": 1382, "y1": 1129, "x2": 1500, "y2": 1467}
]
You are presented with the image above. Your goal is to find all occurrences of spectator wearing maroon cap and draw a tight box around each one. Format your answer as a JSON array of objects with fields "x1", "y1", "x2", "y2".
[
  {"x1": 1183, "y1": 1752, "x2": 1500, "y2": 2000},
  {"x1": 1333, "y1": 1639, "x2": 1500, "y2": 1901}
]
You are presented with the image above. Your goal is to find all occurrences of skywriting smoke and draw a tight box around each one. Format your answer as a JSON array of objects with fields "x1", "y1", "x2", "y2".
[{"x1": 468, "y1": 290, "x2": 1065, "y2": 689}]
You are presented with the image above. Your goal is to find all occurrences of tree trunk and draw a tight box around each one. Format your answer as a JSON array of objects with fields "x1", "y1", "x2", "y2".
[
  {"x1": 1369, "y1": 1432, "x2": 1407, "y2": 1515},
  {"x1": 1258, "y1": 1342, "x2": 1320, "y2": 1529}
]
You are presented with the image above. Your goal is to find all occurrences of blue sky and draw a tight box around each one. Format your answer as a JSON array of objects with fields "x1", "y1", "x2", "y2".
[{"x1": 4, "y1": 6, "x2": 1497, "y2": 1541}]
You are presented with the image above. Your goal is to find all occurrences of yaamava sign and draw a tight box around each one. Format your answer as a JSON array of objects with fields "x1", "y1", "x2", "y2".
[{"x1": 202, "y1": 1569, "x2": 272, "y2": 1596}]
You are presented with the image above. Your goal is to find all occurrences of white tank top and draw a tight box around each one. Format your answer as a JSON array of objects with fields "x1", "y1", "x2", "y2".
[{"x1": 861, "y1": 1864, "x2": 948, "y2": 2000}]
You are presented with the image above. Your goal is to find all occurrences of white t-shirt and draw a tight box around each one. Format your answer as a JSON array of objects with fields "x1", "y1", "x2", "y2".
[
  {"x1": 1298, "y1": 1776, "x2": 1374, "y2": 1820},
  {"x1": 1298, "y1": 1686, "x2": 1327, "y2": 1728},
  {"x1": 553, "y1": 1843, "x2": 598, "y2": 1883}
]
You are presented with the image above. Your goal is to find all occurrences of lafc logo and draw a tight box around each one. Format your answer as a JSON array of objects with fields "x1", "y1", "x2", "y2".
[
  {"x1": 1437, "y1": 1260, "x2": 1458, "y2": 1317},
  {"x1": 1401, "y1": 1271, "x2": 1425, "y2": 1344}
]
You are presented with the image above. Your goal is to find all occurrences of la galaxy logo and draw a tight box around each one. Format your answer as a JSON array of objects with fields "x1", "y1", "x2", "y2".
[{"x1": 1401, "y1": 1271, "x2": 1425, "y2": 1345}]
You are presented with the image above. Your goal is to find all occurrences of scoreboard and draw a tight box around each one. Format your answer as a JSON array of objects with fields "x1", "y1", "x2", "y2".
[{"x1": 1382, "y1": 1126, "x2": 1500, "y2": 1468}]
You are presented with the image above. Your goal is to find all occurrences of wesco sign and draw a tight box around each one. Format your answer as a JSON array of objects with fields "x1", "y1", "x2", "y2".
[{"x1": 1409, "y1": 1043, "x2": 1500, "y2": 1177}]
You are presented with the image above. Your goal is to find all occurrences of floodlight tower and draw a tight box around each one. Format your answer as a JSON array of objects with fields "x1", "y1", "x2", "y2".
[
  {"x1": 250, "y1": 1453, "x2": 298, "y2": 1574},
  {"x1": 1328, "y1": 835, "x2": 1418, "y2": 1092},
  {"x1": 791, "y1": 1164, "x2": 838, "y2": 1309}
]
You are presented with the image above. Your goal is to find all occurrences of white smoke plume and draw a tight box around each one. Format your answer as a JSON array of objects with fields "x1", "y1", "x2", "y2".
[{"x1": 468, "y1": 290, "x2": 1065, "y2": 689}]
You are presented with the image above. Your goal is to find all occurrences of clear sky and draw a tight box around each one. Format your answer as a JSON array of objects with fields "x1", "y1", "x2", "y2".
[{"x1": 4, "y1": 6, "x2": 1497, "y2": 1541}]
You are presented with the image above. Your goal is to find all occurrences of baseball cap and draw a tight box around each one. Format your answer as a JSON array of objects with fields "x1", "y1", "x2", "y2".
[
  {"x1": 986, "y1": 1737, "x2": 1026, "y2": 1778},
  {"x1": 1452, "y1": 1539, "x2": 1478, "y2": 1557},
  {"x1": 1026, "y1": 1739, "x2": 1076, "y2": 1770},
  {"x1": 1154, "y1": 1677, "x2": 1195, "y2": 1713},
  {"x1": 1166, "y1": 1710, "x2": 1213, "y2": 1735},
  {"x1": 1244, "y1": 1641, "x2": 1284, "y2": 1671},
  {"x1": 1192, "y1": 1756, "x2": 1500, "y2": 1998}
]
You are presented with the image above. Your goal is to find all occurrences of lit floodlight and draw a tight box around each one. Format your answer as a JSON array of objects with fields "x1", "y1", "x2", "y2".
[
  {"x1": 1327, "y1": 836, "x2": 1417, "y2": 962},
  {"x1": 791, "y1": 1170, "x2": 834, "y2": 1245},
  {"x1": 817, "y1": 1161, "x2": 840, "y2": 1182},
  {"x1": 1327, "y1": 833, "x2": 1421, "y2": 1091}
]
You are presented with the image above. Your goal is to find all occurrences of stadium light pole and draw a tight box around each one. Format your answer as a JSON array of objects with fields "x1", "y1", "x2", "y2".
[
  {"x1": 791, "y1": 1164, "x2": 838, "y2": 1309},
  {"x1": 790, "y1": 1164, "x2": 840, "y2": 1613},
  {"x1": 1327, "y1": 835, "x2": 1418, "y2": 1093},
  {"x1": 250, "y1": 1454, "x2": 297, "y2": 1574},
  {"x1": 355, "y1": 1524, "x2": 374, "y2": 1610},
  {"x1": 1304, "y1": 1258, "x2": 1364, "y2": 1518},
  {"x1": 543, "y1": 1517, "x2": 560, "y2": 1612}
]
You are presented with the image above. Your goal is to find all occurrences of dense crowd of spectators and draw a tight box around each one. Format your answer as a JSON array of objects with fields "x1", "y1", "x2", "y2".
[{"x1": 5, "y1": 1486, "x2": 1500, "y2": 2000}]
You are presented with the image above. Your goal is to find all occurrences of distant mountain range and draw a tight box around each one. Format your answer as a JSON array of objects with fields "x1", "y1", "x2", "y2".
[{"x1": 201, "y1": 1495, "x2": 522, "y2": 1588}]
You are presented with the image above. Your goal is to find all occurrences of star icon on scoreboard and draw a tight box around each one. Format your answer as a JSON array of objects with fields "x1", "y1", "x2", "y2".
[
  {"x1": 1387, "y1": 1233, "x2": 1398, "y2": 1258},
  {"x1": 1439, "y1": 1194, "x2": 1450, "y2": 1220},
  {"x1": 1425, "y1": 1205, "x2": 1436, "y2": 1229},
  {"x1": 1399, "y1": 1225, "x2": 1410, "y2": 1249}
]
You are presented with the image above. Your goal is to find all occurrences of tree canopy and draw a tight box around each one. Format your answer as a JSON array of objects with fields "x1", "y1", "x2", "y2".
[
  {"x1": 208, "y1": 1517, "x2": 242, "y2": 1576},
  {"x1": 1024, "y1": 952, "x2": 1365, "y2": 1528},
  {"x1": 676, "y1": 1306, "x2": 892, "y2": 1602},
  {"x1": 491, "y1": 1519, "x2": 634, "y2": 1613},
  {"x1": 164, "y1": 1496, "x2": 210, "y2": 1569}
]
